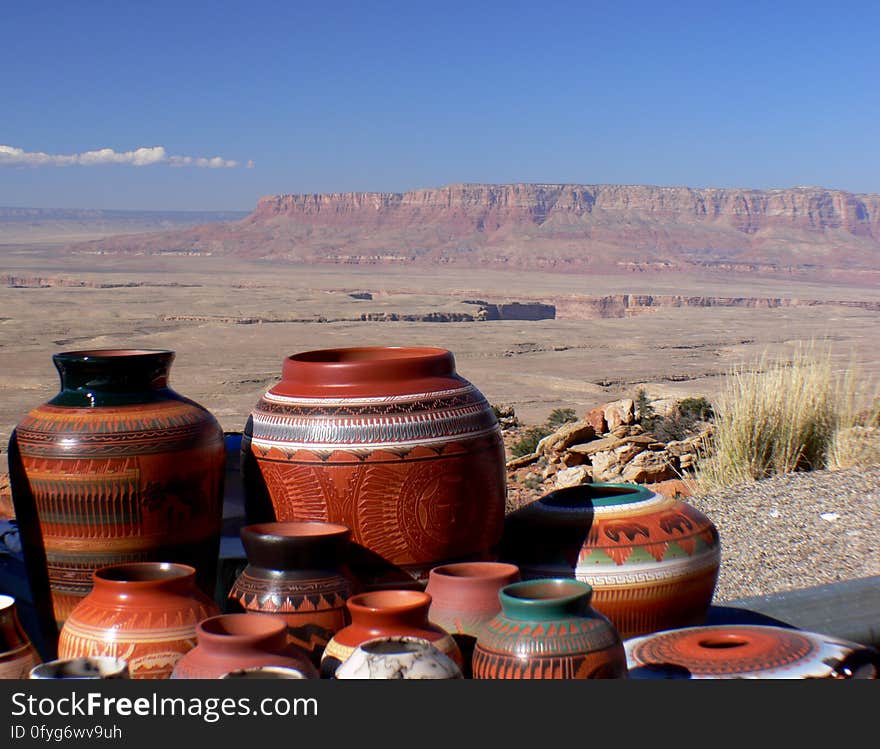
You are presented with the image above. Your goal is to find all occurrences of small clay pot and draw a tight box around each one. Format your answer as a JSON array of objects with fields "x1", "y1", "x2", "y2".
[
  {"x1": 228, "y1": 521, "x2": 354, "y2": 666},
  {"x1": 170, "y1": 614, "x2": 318, "y2": 679},
  {"x1": 0, "y1": 595, "x2": 41, "y2": 679},
  {"x1": 59, "y1": 562, "x2": 220, "y2": 679},
  {"x1": 334, "y1": 636, "x2": 464, "y2": 679},
  {"x1": 321, "y1": 589, "x2": 461, "y2": 678},
  {"x1": 30, "y1": 656, "x2": 129, "y2": 679},
  {"x1": 425, "y1": 561, "x2": 520, "y2": 678},
  {"x1": 473, "y1": 578, "x2": 628, "y2": 679}
]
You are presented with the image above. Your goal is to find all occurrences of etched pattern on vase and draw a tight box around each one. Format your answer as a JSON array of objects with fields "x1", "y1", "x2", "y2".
[
  {"x1": 247, "y1": 384, "x2": 506, "y2": 576},
  {"x1": 15, "y1": 397, "x2": 225, "y2": 625}
]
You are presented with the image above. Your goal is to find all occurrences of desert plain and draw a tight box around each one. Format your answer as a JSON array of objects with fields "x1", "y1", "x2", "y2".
[{"x1": 2, "y1": 235, "x2": 880, "y2": 450}]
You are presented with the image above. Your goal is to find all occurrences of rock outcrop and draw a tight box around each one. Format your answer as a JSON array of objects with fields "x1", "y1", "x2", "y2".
[{"x1": 505, "y1": 395, "x2": 713, "y2": 510}]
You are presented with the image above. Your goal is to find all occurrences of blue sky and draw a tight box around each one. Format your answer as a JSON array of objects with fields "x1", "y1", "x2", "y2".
[{"x1": 2, "y1": 0, "x2": 878, "y2": 210}]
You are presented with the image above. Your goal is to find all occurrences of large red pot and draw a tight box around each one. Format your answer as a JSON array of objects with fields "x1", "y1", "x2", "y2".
[{"x1": 242, "y1": 346, "x2": 506, "y2": 587}]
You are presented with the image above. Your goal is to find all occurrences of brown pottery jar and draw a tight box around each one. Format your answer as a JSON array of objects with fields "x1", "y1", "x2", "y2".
[
  {"x1": 425, "y1": 561, "x2": 520, "y2": 678},
  {"x1": 171, "y1": 613, "x2": 318, "y2": 679},
  {"x1": 58, "y1": 562, "x2": 220, "y2": 679},
  {"x1": 0, "y1": 595, "x2": 41, "y2": 679},
  {"x1": 321, "y1": 589, "x2": 462, "y2": 678},
  {"x1": 242, "y1": 346, "x2": 507, "y2": 588},
  {"x1": 8, "y1": 349, "x2": 226, "y2": 632},
  {"x1": 228, "y1": 521, "x2": 355, "y2": 666}
]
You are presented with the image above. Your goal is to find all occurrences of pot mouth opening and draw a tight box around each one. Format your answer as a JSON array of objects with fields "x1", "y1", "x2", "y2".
[
  {"x1": 349, "y1": 589, "x2": 430, "y2": 612},
  {"x1": 221, "y1": 667, "x2": 308, "y2": 680},
  {"x1": 430, "y1": 562, "x2": 520, "y2": 582},
  {"x1": 0, "y1": 594, "x2": 15, "y2": 612},
  {"x1": 95, "y1": 562, "x2": 195, "y2": 584},
  {"x1": 30, "y1": 656, "x2": 128, "y2": 679},
  {"x1": 696, "y1": 635, "x2": 751, "y2": 650},
  {"x1": 359, "y1": 637, "x2": 436, "y2": 656},
  {"x1": 200, "y1": 614, "x2": 285, "y2": 638},
  {"x1": 244, "y1": 521, "x2": 350, "y2": 539},
  {"x1": 54, "y1": 349, "x2": 173, "y2": 360},
  {"x1": 289, "y1": 346, "x2": 450, "y2": 364},
  {"x1": 540, "y1": 483, "x2": 654, "y2": 509},
  {"x1": 502, "y1": 578, "x2": 591, "y2": 603}
]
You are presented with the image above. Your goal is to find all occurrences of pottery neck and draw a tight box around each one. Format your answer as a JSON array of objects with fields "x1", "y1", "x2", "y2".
[
  {"x1": 90, "y1": 563, "x2": 199, "y2": 604},
  {"x1": 241, "y1": 523, "x2": 350, "y2": 571},
  {"x1": 49, "y1": 349, "x2": 176, "y2": 407},
  {"x1": 426, "y1": 563, "x2": 520, "y2": 604},
  {"x1": 196, "y1": 616, "x2": 288, "y2": 656},
  {"x1": 0, "y1": 596, "x2": 30, "y2": 652},
  {"x1": 274, "y1": 346, "x2": 463, "y2": 397},
  {"x1": 347, "y1": 591, "x2": 432, "y2": 631},
  {"x1": 499, "y1": 579, "x2": 595, "y2": 621}
]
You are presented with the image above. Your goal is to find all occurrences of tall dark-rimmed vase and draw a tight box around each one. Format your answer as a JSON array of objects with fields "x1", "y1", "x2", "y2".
[
  {"x1": 228, "y1": 521, "x2": 355, "y2": 666},
  {"x1": 8, "y1": 349, "x2": 226, "y2": 638},
  {"x1": 242, "y1": 346, "x2": 507, "y2": 588}
]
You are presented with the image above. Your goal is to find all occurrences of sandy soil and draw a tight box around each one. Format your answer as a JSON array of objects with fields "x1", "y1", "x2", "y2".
[{"x1": 2, "y1": 245, "x2": 879, "y2": 448}]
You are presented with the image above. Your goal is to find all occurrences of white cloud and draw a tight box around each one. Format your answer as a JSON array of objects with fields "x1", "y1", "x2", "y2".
[{"x1": 0, "y1": 144, "x2": 242, "y2": 168}]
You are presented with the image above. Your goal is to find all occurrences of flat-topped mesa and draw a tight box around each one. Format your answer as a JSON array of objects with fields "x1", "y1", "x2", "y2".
[
  {"x1": 250, "y1": 184, "x2": 880, "y2": 234},
  {"x1": 67, "y1": 183, "x2": 880, "y2": 275}
]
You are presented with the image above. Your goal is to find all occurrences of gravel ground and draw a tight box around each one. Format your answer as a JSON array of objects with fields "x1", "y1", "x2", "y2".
[{"x1": 688, "y1": 465, "x2": 880, "y2": 602}]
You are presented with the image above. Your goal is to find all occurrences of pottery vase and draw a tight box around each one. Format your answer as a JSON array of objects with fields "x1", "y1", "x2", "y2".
[
  {"x1": 334, "y1": 636, "x2": 464, "y2": 679},
  {"x1": 58, "y1": 562, "x2": 220, "y2": 679},
  {"x1": 624, "y1": 624, "x2": 880, "y2": 679},
  {"x1": 425, "y1": 561, "x2": 520, "y2": 678},
  {"x1": 320, "y1": 589, "x2": 462, "y2": 678},
  {"x1": 242, "y1": 346, "x2": 507, "y2": 587},
  {"x1": 228, "y1": 521, "x2": 354, "y2": 666},
  {"x1": 170, "y1": 613, "x2": 318, "y2": 679},
  {"x1": 500, "y1": 482, "x2": 721, "y2": 638},
  {"x1": 29, "y1": 656, "x2": 129, "y2": 679},
  {"x1": 8, "y1": 349, "x2": 226, "y2": 631},
  {"x1": 472, "y1": 578, "x2": 628, "y2": 679},
  {"x1": 0, "y1": 595, "x2": 41, "y2": 679}
]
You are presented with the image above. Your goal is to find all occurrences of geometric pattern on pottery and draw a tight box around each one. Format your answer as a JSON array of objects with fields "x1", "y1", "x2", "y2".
[
  {"x1": 58, "y1": 603, "x2": 216, "y2": 680},
  {"x1": 250, "y1": 385, "x2": 498, "y2": 451},
  {"x1": 253, "y1": 434, "x2": 505, "y2": 568},
  {"x1": 475, "y1": 615, "x2": 621, "y2": 657},
  {"x1": 472, "y1": 647, "x2": 626, "y2": 679},
  {"x1": 623, "y1": 625, "x2": 876, "y2": 679},
  {"x1": 575, "y1": 494, "x2": 720, "y2": 568},
  {"x1": 229, "y1": 572, "x2": 350, "y2": 657},
  {"x1": 16, "y1": 407, "x2": 224, "y2": 626}
]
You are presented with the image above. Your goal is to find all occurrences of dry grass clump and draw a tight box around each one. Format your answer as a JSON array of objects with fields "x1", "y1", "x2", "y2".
[{"x1": 695, "y1": 344, "x2": 880, "y2": 492}]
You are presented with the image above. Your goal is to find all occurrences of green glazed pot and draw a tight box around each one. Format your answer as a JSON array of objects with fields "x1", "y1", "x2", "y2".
[{"x1": 472, "y1": 578, "x2": 628, "y2": 679}]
